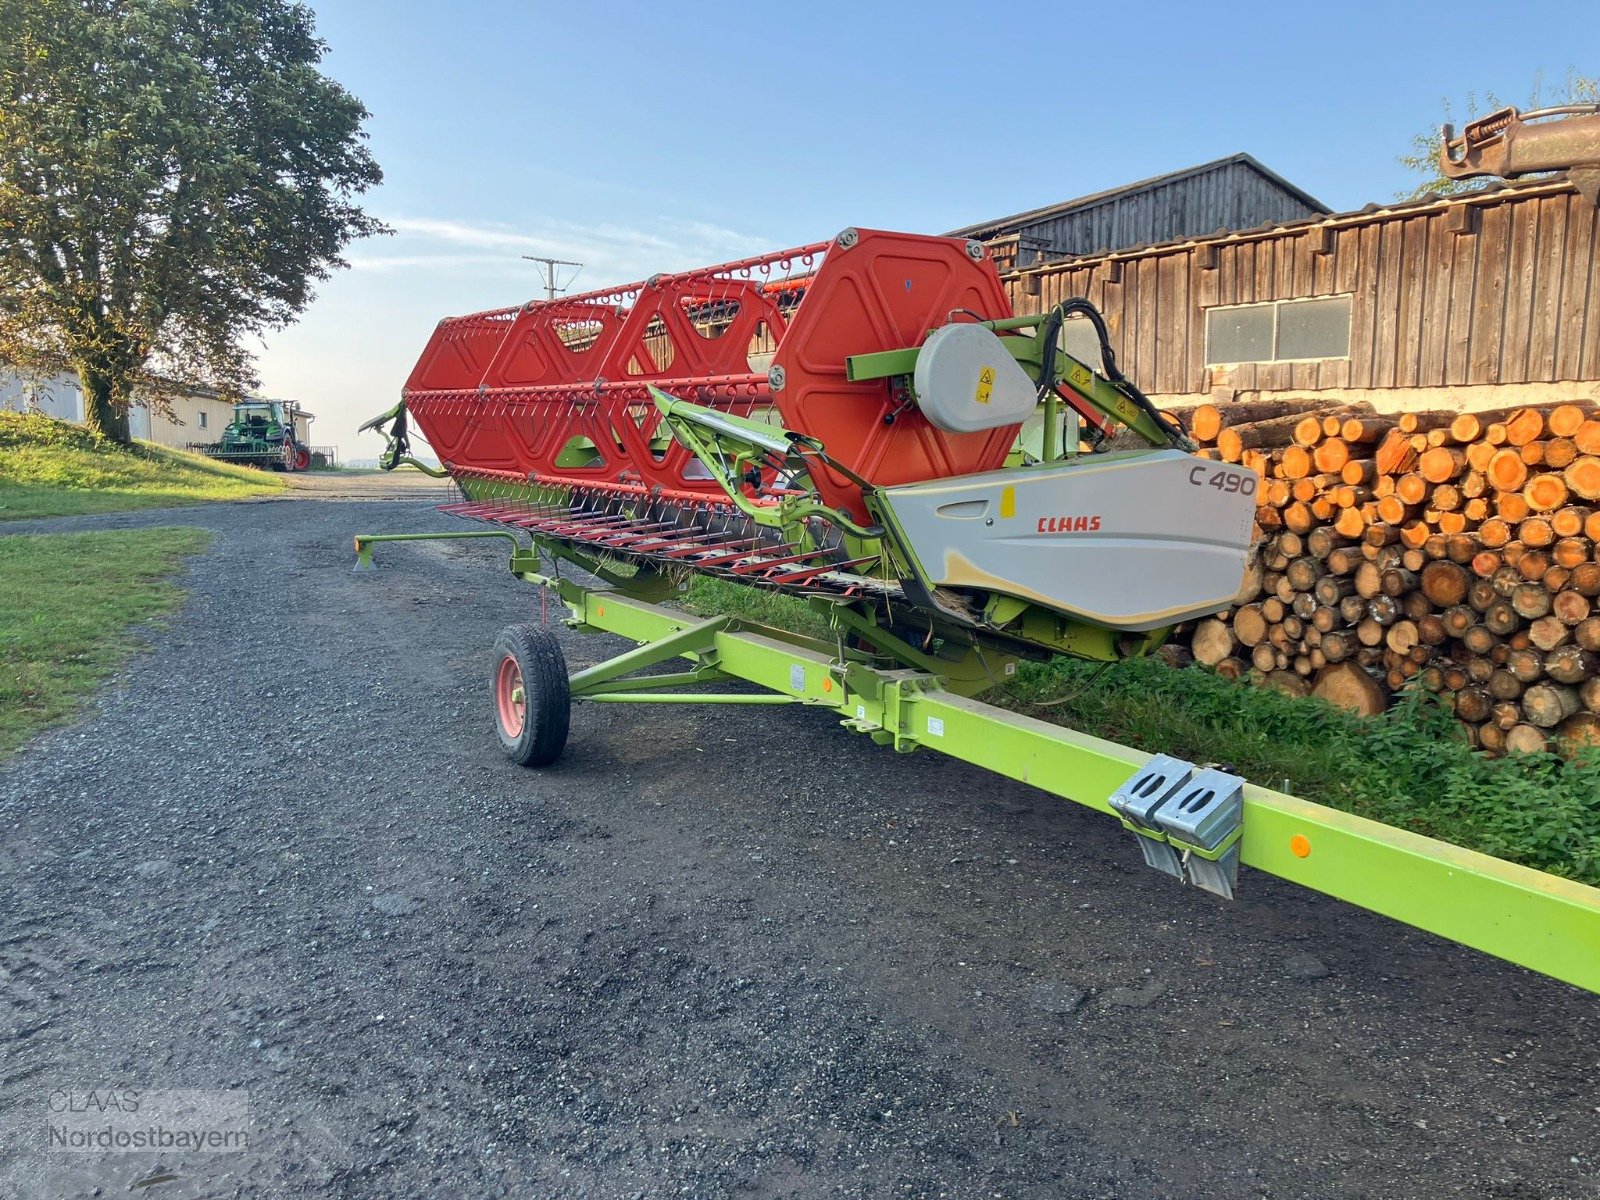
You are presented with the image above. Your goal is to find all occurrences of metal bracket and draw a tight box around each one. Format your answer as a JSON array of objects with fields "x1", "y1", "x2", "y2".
[
  {"x1": 1108, "y1": 756, "x2": 1244, "y2": 899},
  {"x1": 1107, "y1": 754, "x2": 1190, "y2": 880},
  {"x1": 879, "y1": 672, "x2": 931, "y2": 753}
]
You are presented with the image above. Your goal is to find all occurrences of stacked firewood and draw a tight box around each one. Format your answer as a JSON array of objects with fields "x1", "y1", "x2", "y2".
[{"x1": 1173, "y1": 399, "x2": 1600, "y2": 755}]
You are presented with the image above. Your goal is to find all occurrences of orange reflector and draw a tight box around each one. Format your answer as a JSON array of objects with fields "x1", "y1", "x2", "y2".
[
  {"x1": 823, "y1": 679, "x2": 833, "y2": 692},
  {"x1": 1290, "y1": 834, "x2": 1312, "y2": 859},
  {"x1": 597, "y1": 605, "x2": 605, "y2": 617}
]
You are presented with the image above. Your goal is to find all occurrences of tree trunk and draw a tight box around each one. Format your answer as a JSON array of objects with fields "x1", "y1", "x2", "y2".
[{"x1": 77, "y1": 365, "x2": 132, "y2": 444}]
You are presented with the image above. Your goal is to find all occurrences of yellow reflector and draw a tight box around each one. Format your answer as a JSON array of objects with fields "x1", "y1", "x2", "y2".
[{"x1": 999, "y1": 486, "x2": 1016, "y2": 519}]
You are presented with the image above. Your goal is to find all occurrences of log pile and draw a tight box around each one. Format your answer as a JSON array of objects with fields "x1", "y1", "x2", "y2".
[{"x1": 1177, "y1": 399, "x2": 1600, "y2": 755}]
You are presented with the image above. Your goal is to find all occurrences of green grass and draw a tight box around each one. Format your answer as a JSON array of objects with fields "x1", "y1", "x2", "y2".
[
  {"x1": 0, "y1": 526, "x2": 211, "y2": 759},
  {"x1": 0, "y1": 410, "x2": 286, "y2": 519},
  {"x1": 1006, "y1": 656, "x2": 1600, "y2": 884},
  {"x1": 685, "y1": 575, "x2": 835, "y2": 639},
  {"x1": 684, "y1": 578, "x2": 1600, "y2": 885}
]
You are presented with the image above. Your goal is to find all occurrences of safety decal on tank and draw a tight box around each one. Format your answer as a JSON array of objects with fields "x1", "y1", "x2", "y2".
[{"x1": 974, "y1": 366, "x2": 995, "y2": 406}]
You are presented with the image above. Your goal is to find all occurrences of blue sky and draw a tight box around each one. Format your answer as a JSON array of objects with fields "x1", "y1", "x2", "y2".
[{"x1": 258, "y1": 0, "x2": 1599, "y2": 456}]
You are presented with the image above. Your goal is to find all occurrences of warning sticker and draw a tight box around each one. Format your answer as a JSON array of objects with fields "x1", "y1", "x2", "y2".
[
  {"x1": 974, "y1": 365, "x2": 996, "y2": 405},
  {"x1": 1067, "y1": 363, "x2": 1094, "y2": 393}
]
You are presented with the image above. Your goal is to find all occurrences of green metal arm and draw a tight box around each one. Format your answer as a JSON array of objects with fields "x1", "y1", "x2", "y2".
[
  {"x1": 358, "y1": 400, "x2": 451, "y2": 477},
  {"x1": 650, "y1": 387, "x2": 886, "y2": 541}
]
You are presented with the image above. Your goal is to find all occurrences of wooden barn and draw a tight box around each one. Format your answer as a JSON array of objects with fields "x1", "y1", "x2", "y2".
[
  {"x1": 948, "y1": 154, "x2": 1330, "y2": 268},
  {"x1": 991, "y1": 176, "x2": 1600, "y2": 413}
]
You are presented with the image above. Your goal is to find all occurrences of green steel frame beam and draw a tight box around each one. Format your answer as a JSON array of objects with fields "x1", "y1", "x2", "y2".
[{"x1": 546, "y1": 584, "x2": 1600, "y2": 995}]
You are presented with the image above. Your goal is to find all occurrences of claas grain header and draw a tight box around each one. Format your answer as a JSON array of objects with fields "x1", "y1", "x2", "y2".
[{"x1": 357, "y1": 227, "x2": 1600, "y2": 995}]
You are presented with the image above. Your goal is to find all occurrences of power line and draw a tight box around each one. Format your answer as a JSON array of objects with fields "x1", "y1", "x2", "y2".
[{"x1": 520, "y1": 255, "x2": 584, "y2": 300}]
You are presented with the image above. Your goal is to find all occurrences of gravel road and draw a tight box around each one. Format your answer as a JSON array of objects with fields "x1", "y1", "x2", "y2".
[{"x1": 1, "y1": 483, "x2": 1597, "y2": 1199}]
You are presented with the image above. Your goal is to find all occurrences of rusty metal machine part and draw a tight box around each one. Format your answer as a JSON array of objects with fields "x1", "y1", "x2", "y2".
[{"x1": 1440, "y1": 104, "x2": 1600, "y2": 203}]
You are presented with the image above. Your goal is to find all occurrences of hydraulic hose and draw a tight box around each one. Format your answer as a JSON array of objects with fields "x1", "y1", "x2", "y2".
[{"x1": 1044, "y1": 300, "x2": 1189, "y2": 447}]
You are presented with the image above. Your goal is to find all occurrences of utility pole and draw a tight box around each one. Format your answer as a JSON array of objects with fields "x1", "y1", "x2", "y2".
[{"x1": 520, "y1": 255, "x2": 584, "y2": 300}]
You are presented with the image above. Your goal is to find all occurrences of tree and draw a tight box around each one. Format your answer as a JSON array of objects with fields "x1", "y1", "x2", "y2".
[
  {"x1": 0, "y1": 0, "x2": 383, "y2": 443},
  {"x1": 1398, "y1": 70, "x2": 1599, "y2": 200}
]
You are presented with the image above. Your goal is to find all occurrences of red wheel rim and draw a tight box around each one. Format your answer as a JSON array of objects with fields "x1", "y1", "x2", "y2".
[{"x1": 496, "y1": 655, "x2": 525, "y2": 738}]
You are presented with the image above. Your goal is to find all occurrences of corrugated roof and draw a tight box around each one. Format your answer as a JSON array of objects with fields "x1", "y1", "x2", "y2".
[{"x1": 944, "y1": 153, "x2": 1331, "y2": 239}]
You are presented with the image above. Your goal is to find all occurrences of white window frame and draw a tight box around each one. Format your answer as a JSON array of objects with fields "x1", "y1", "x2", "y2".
[
  {"x1": 198, "y1": 410, "x2": 208, "y2": 429},
  {"x1": 1204, "y1": 293, "x2": 1353, "y2": 366}
]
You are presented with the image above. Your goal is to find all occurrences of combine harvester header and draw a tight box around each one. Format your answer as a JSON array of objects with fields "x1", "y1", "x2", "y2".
[{"x1": 358, "y1": 227, "x2": 1600, "y2": 996}]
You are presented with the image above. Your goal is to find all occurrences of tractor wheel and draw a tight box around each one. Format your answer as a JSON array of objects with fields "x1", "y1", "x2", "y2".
[
  {"x1": 491, "y1": 624, "x2": 570, "y2": 767},
  {"x1": 291, "y1": 444, "x2": 311, "y2": 472}
]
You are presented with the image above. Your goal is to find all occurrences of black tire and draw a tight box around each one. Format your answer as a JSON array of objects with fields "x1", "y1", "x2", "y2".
[{"x1": 491, "y1": 624, "x2": 571, "y2": 766}]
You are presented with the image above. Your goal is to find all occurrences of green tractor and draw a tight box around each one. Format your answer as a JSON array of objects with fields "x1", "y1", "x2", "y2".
[{"x1": 204, "y1": 400, "x2": 311, "y2": 471}]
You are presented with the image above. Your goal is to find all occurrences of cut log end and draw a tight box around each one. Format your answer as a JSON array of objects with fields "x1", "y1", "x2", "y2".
[{"x1": 1311, "y1": 662, "x2": 1388, "y2": 716}]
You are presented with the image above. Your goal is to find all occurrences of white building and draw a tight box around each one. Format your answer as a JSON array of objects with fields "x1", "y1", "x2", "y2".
[
  {"x1": 0, "y1": 369, "x2": 312, "y2": 447},
  {"x1": 0, "y1": 370, "x2": 82, "y2": 423}
]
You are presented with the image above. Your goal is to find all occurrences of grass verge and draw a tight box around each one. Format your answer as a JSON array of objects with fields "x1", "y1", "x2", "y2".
[
  {"x1": 0, "y1": 526, "x2": 211, "y2": 759},
  {"x1": 0, "y1": 411, "x2": 286, "y2": 520},
  {"x1": 685, "y1": 578, "x2": 1600, "y2": 885}
]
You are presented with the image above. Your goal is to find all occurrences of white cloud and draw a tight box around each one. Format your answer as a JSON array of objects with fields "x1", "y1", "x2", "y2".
[
  {"x1": 346, "y1": 252, "x2": 531, "y2": 273},
  {"x1": 382, "y1": 216, "x2": 552, "y2": 251},
  {"x1": 361, "y1": 212, "x2": 774, "y2": 288}
]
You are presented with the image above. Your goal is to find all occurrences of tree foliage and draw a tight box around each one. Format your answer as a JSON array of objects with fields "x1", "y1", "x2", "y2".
[
  {"x1": 1398, "y1": 70, "x2": 1599, "y2": 201},
  {"x1": 0, "y1": 0, "x2": 384, "y2": 441}
]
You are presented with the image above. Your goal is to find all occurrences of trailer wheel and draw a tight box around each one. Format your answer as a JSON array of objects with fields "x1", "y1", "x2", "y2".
[{"x1": 491, "y1": 624, "x2": 570, "y2": 766}]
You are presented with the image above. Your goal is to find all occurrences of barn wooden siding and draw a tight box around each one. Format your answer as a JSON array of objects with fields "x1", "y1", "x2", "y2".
[
  {"x1": 1007, "y1": 158, "x2": 1325, "y2": 265},
  {"x1": 998, "y1": 180, "x2": 1600, "y2": 400},
  {"x1": 952, "y1": 155, "x2": 1328, "y2": 269}
]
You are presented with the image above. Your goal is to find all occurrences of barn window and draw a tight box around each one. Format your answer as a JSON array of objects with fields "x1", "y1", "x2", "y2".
[
  {"x1": 198, "y1": 411, "x2": 208, "y2": 429},
  {"x1": 1206, "y1": 305, "x2": 1274, "y2": 364},
  {"x1": 1205, "y1": 295, "x2": 1351, "y2": 364}
]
